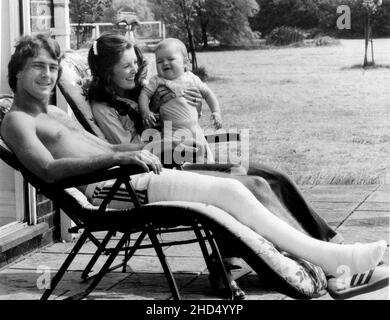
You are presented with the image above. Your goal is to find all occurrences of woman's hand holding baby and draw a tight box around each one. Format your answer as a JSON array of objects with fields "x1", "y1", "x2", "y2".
[
  {"x1": 184, "y1": 88, "x2": 203, "y2": 106},
  {"x1": 184, "y1": 88, "x2": 203, "y2": 119}
]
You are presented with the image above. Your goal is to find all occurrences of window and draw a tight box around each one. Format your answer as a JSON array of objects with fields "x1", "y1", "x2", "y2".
[{"x1": 30, "y1": 0, "x2": 54, "y2": 35}]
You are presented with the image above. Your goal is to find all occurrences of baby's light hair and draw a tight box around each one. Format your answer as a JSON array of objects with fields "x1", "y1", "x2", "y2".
[{"x1": 155, "y1": 38, "x2": 190, "y2": 68}]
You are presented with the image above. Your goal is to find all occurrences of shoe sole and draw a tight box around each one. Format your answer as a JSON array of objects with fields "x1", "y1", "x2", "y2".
[{"x1": 328, "y1": 277, "x2": 389, "y2": 300}]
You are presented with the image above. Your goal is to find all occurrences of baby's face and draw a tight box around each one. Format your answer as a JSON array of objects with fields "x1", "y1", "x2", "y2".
[{"x1": 155, "y1": 45, "x2": 185, "y2": 80}]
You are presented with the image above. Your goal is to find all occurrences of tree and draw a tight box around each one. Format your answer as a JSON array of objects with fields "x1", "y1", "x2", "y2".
[
  {"x1": 250, "y1": 0, "x2": 321, "y2": 35},
  {"x1": 361, "y1": 0, "x2": 383, "y2": 67},
  {"x1": 152, "y1": 0, "x2": 259, "y2": 48},
  {"x1": 151, "y1": 0, "x2": 199, "y2": 72},
  {"x1": 150, "y1": 0, "x2": 259, "y2": 74},
  {"x1": 178, "y1": 0, "x2": 199, "y2": 71},
  {"x1": 69, "y1": 0, "x2": 113, "y2": 49},
  {"x1": 371, "y1": 0, "x2": 390, "y2": 37},
  {"x1": 113, "y1": 0, "x2": 154, "y2": 20},
  {"x1": 69, "y1": 0, "x2": 112, "y2": 23},
  {"x1": 250, "y1": 0, "x2": 390, "y2": 39},
  {"x1": 193, "y1": 0, "x2": 259, "y2": 47}
]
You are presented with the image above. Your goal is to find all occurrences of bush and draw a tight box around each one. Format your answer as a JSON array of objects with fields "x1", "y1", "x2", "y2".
[
  {"x1": 193, "y1": 65, "x2": 209, "y2": 82},
  {"x1": 314, "y1": 36, "x2": 340, "y2": 47},
  {"x1": 266, "y1": 26, "x2": 307, "y2": 46},
  {"x1": 305, "y1": 28, "x2": 324, "y2": 39}
]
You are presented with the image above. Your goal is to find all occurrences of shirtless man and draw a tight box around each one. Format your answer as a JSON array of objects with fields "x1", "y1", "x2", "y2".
[
  {"x1": 1, "y1": 35, "x2": 388, "y2": 299},
  {"x1": 2, "y1": 34, "x2": 162, "y2": 187}
]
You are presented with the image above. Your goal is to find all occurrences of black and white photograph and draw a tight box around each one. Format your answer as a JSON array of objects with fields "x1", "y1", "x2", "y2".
[{"x1": 0, "y1": 0, "x2": 389, "y2": 309}]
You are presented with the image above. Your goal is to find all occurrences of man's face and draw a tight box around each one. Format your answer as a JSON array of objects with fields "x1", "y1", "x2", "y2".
[
  {"x1": 17, "y1": 48, "x2": 59, "y2": 101},
  {"x1": 155, "y1": 45, "x2": 185, "y2": 80}
]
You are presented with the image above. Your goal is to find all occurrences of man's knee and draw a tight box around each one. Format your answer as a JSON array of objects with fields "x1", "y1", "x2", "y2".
[
  {"x1": 220, "y1": 177, "x2": 246, "y2": 193},
  {"x1": 247, "y1": 164, "x2": 292, "y2": 186},
  {"x1": 243, "y1": 176, "x2": 272, "y2": 194}
]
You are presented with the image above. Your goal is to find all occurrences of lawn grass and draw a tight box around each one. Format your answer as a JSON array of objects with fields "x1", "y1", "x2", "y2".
[{"x1": 196, "y1": 39, "x2": 390, "y2": 184}]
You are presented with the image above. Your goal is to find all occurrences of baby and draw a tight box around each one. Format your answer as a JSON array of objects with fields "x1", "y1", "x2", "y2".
[{"x1": 139, "y1": 38, "x2": 222, "y2": 162}]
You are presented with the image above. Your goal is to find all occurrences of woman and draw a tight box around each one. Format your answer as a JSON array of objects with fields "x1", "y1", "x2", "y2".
[{"x1": 85, "y1": 33, "x2": 387, "y2": 298}]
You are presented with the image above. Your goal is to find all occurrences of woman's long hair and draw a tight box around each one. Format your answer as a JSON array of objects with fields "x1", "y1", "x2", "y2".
[
  {"x1": 87, "y1": 32, "x2": 145, "y2": 133},
  {"x1": 87, "y1": 32, "x2": 144, "y2": 105}
]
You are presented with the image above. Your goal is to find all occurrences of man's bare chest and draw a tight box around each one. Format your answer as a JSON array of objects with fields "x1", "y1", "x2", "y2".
[{"x1": 36, "y1": 112, "x2": 82, "y2": 143}]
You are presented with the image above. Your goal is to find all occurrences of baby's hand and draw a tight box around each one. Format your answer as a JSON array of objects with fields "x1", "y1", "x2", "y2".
[
  {"x1": 142, "y1": 112, "x2": 158, "y2": 128},
  {"x1": 212, "y1": 112, "x2": 223, "y2": 129}
]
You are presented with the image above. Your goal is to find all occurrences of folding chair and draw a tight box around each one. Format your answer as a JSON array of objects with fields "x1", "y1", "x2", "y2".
[{"x1": 0, "y1": 94, "x2": 234, "y2": 300}]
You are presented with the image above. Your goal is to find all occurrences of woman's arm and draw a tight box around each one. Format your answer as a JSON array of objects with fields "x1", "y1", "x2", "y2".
[{"x1": 139, "y1": 89, "x2": 157, "y2": 127}]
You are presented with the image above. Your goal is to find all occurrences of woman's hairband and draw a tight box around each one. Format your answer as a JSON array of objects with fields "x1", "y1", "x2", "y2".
[{"x1": 93, "y1": 41, "x2": 98, "y2": 56}]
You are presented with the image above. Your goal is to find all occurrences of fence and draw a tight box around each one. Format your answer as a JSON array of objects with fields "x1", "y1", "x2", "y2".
[{"x1": 70, "y1": 21, "x2": 166, "y2": 50}]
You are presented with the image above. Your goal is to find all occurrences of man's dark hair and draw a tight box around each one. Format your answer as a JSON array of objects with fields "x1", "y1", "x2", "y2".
[{"x1": 8, "y1": 34, "x2": 62, "y2": 92}]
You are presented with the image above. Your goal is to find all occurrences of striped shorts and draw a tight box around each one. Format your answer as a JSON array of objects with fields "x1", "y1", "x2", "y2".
[{"x1": 85, "y1": 172, "x2": 153, "y2": 209}]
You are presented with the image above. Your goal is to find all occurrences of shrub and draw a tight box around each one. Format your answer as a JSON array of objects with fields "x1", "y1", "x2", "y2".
[
  {"x1": 314, "y1": 36, "x2": 340, "y2": 47},
  {"x1": 193, "y1": 65, "x2": 209, "y2": 82},
  {"x1": 266, "y1": 26, "x2": 307, "y2": 46},
  {"x1": 305, "y1": 28, "x2": 324, "y2": 39}
]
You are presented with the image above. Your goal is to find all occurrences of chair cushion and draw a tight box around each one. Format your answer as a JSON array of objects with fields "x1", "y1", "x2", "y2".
[
  {"x1": 143, "y1": 201, "x2": 328, "y2": 299},
  {"x1": 58, "y1": 50, "x2": 107, "y2": 141},
  {"x1": 0, "y1": 94, "x2": 13, "y2": 126},
  {"x1": 0, "y1": 94, "x2": 20, "y2": 170}
]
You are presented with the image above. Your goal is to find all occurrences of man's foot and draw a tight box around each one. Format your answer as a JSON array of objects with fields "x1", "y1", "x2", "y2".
[{"x1": 327, "y1": 265, "x2": 389, "y2": 300}]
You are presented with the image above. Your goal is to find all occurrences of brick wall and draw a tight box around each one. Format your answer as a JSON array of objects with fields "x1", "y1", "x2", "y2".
[
  {"x1": 36, "y1": 192, "x2": 61, "y2": 241},
  {"x1": 0, "y1": 194, "x2": 60, "y2": 268}
]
